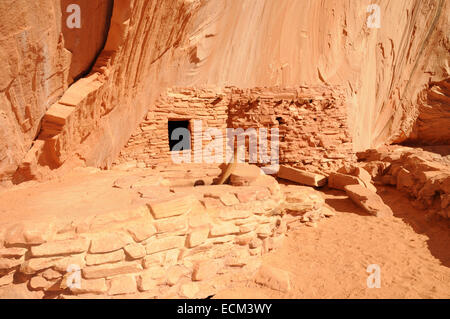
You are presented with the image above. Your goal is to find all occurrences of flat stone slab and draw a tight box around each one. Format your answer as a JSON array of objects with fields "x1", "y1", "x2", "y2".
[
  {"x1": 0, "y1": 247, "x2": 27, "y2": 258},
  {"x1": 89, "y1": 233, "x2": 133, "y2": 254},
  {"x1": 328, "y1": 172, "x2": 364, "y2": 190},
  {"x1": 344, "y1": 184, "x2": 393, "y2": 218},
  {"x1": 82, "y1": 262, "x2": 143, "y2": 279},
  {"x1": 277, "y1": 166, "x2": 327, "y2": 187},
  {"x1": 147, "y1": 194, "x2": 196, "y2": 219},
  {"x1": 30, "y1": 238, "x2": 90, "y2": 257},
  {"x1": 85, "y1": 250, "x2": 125, "y2": 266}
]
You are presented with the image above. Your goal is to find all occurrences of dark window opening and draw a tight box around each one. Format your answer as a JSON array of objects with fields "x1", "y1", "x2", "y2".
[
  {"x1": 168, "y1": 120, "x2": 191, "y2": 151},
  {"x1": 276, "y1": 116, "x2": 285, "y2": 125}
]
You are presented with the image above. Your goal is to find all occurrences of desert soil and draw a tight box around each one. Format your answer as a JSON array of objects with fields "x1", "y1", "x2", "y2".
[{"x1": 214, "y1": 187, "x2": 450, "y2": 299}]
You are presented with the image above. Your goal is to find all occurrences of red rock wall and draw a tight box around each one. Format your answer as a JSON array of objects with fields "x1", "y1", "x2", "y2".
[
  {"x1": 0, "y1": 0, "x2": 70, "y2": 182},
  {"x1": 0, "y1": 0, "x2": 114, "y2": 183},
  {"x1": 180, "y1": 0, "x2": 450, "y2": 151},
  {"x1": 61, "y1": 0, "x2": 114, "y2": 84},
  {"x1": 406, "y1": 78, "x2": 450, "y2": 145},
  {"x1": 10, "y1": 0, "x2": 201, "y2": 183}
]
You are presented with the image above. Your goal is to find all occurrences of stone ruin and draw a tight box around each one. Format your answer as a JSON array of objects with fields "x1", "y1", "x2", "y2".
[
  {"x1": 117, "y1": 86, "x2": 353, "y2": 173},
  {"x1": 0, "y1": 0, "x2": 449, "y2": 299}
]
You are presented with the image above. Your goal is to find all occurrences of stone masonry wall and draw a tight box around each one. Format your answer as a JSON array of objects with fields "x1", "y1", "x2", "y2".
[
  {"x1": 118, "y1": 87, "x2": 230, "y2": 167},
  {"x1": 117, "y1": 86, "x2": 354, "y2": 174},
  {"x1": 0, "y1": 176, "x2": 285, "y2": 298},
  {"x1": 227, "y1": 86, "x2": 354, "y2": 173}
]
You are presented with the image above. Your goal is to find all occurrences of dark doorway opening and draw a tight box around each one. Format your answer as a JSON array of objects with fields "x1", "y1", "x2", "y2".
[{"x1": 168, "y1": 120, "x2": 191, "y2": 151}]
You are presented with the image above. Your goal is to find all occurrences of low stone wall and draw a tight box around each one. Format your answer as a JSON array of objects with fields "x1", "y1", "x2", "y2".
[{"x1": 0, "y1": 175, "x2": 286, "y2": 298}]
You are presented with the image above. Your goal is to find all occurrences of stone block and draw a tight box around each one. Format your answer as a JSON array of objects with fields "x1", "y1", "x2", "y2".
[
  {"x1": 0, "y1": 247, "x2": 27, "y2": 258},
  {"x1": 165, "y1": 265, "x2": 185, "y2": 286},
  {"x1": 145, "y1": 236, "x2": 185, "y2": 255},
  {"x1": 282, "y1": 185, "x2": 325, "y2": 214},
  {"x1": 69, "y1": 278, "x2": 107, "y2": 294},
  {"x1": 147, "y1": 194, "x2": 196, "y2": 219},
  {"x1": 328, "y1": 172, "x2": 363, "y2": 190},
  {"x1": 29, "y1": 276, "x2": 53, "y2": 291},
  {"x1": 108, "y1": 275, "x2": 137, "y2": 295},
  {"x1": 137, "y1": 271, "x2": 158, "y2": 292},
  {"x1": 186, "y1": 228, "x2": 209, "y2": 248},
  {"x1": 201, "y1": 197, "x2": 223, "y2": 210},
  {"x1": 142, "y1": 252, "x2": 165, "y2": 268},
  {"x1": 30, "y1": 238, "x2": 90, "y2": 257},
  {"x1": 256, "y1": 224, "x2": 273, "y2": 238},
  {"x1": 41, "y1": 268, "x2": 63, "y2": 280},
  {"x1": 192, "y1": 261, "x2": 218, "y2": 281},
  {"x1": 277, "y1": 166, "x2": 327, "y2": 187},
  {"x1": 82, "y1": 262, "x2": 142, "y2": 279},
  {"x1": 90, "y1": 233, "x2": 133, "y2": 253},
  {"x1": 154, "y1": 215, "x2": 187, "y2": 234},
  {"x1": 0, "y1": 272, "x2": 14, "y2": 287},
  {"x1": 0, "y1": 257, "x2": 22, "y2": 270},
  {"x1": 344, "y1": 184, "x2": 393, "y2": 218},
  {"x1": 124, "y1": 243, "x2": 146, "y2": 260},
  {"x1": 5, "y1": 223, "x2": 54, "y2": 246},
  {"x1": 209, "y1": 223, "x2": 240, "y2": 237},
  {"x1": 20, "y1": 257, "x2": 61, "y2": 274},
  {"x1": 218, "y1": 193, "x2": 240, "y2": 206},
  {"x1": 85, "y1": 250, "x2": 125, "y2": 266},
  {"x1": 53, "y1": 254, "x2": 86, "y2": 272},
  {"x1": 235, "y1": 190, "x2": 257, "y2": 203},
  {"x1": 224, "y1": 249, "x2": 249, "y2": 267},
  {"x1": 229, "y1": 164, "x2": 262, "y2": 186},
  {"x1": 126, "y1": 220, "x2": 156, "y2": 242},
  {"x1": 179, "y1": 283, "x2": 199, "y2": 298},
  {"x1": 218, "y1": 209, "x2": 252, "y2": 221}
]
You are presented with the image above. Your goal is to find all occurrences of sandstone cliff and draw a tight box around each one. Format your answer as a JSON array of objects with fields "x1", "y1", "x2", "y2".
[{"x1": 0, "y1": 0, "x2": 448, "y2": 183}]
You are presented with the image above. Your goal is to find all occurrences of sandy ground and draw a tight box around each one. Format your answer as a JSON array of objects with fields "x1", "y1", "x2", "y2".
[{"x1": 214, "y1": 187, "x2": 450, "y2": 299}]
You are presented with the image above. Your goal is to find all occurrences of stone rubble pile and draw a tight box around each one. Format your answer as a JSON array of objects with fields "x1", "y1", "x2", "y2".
[
  {"x1": 277, "y1": 164, "x2": 392, "y2": 218},
  {"x1": 357, "y1": 146, "x2": 450, "y2": 219},
  {"x1": 279, "y1": 185, "x2": 331, "y2": 229}
]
